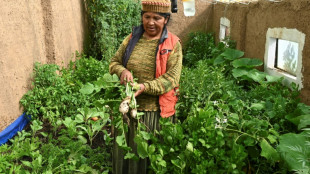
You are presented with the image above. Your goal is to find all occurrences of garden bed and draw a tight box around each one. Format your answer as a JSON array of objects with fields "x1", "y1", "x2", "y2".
[{"x1": 1, "y1": 32, "x2": 309, "y2": 173}]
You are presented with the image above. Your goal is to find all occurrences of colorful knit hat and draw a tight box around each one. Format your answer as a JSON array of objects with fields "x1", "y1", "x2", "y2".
[{"x1": 141, "y1": 0, "x2": 171, "y2": 13}]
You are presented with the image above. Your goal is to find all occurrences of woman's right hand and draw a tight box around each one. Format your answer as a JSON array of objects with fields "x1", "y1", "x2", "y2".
[
  {"x1": 134, "y1": 84, "x2": 145, "y2": 97},
  {"x1": 120, "y1": 69, "x2": 133, "y2": 85}
]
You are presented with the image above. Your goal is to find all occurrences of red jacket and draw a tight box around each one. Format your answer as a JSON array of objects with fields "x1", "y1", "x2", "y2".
[{"x1": 156, "y1": 31, "x2": 180, "y2": 118}]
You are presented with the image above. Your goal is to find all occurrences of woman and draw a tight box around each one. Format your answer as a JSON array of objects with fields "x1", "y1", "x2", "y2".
[{"x1": 109, "y1": 0, "x2": 182, "y2": 173}]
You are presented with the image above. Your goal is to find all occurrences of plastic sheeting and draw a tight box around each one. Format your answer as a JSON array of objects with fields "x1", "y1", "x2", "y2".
[{"x1": 0, "y1": 113, "x2": 31, "y2": 145}]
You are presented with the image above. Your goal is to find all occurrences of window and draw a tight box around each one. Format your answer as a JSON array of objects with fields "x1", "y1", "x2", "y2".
[
  {"x1": 219, "y1": 17, "x2": 230, "y2": 41},
  {"x1": 264, "y1": 28, "x2": 305, "y2": 89},
  {"x1": 275, "y1": 39, "x2": 299, "y2": 76}
]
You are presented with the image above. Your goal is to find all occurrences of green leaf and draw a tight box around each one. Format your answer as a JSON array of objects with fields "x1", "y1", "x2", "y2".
[
  {"x1": 232, "y1": 68, "x2": 248, "y2": 78},
  {"x1": 79, "y1": 164, "x2": 94, "y2": 173},
  {"x1": 277, "y1": 133, "x2": 310, "y2": 171},
  {"x1": 213, "y1": 55, "x2": 226, "y2": 65},
  {"x1": 21, "y1": 161, "x2": 32, "y2": 168},
  {"x1": 112, "y1": 74, "x2": 119, "y2": 82},
  {"x1": 258, "y1": 130, "x2": 269, "y2": 138},
  {"x1": 45, "y1": 171, "x2": 53, "y2": 174},
  {"x1": 297, "y1": 103, "x2": 310, "y2": 114},
  {"x1": 77, "y1": 135, "x2": 88, "y2": 144},
  {"x1": 96, "y1": 73, "x2": 119, "y2": 88},
  {"x1": 92, "y1": 121, "x2": 104, "y2": 132},
  {"x1": 63, "y1": 117, "x2": 74, "y2": 128},
  {"x1": 244, "y1": 137, "x2": 255, "y2": 146},
  {"x1": 77, "y1": 125, "x2": 88, "y2": 133},
  {"x1": 267, "y1": 135, "x2": 277, "y2": 144},
  {"x1": 92, "y1": 81, "x2": 103, "y2": 92},
  {"x1": 260, "y1": 139, "x2": 280, "y2": 162},
  {"x1": 222, "y1": 48, "x2": 244, "y2": 60},
  {"x1": 37, "y1": 154, "x2": 42, "y2": 166},
  {"x1": 233, "y1": 68, "x2": 267, "y2": 82},
  {"x1": 30, "y1": 120, "x2": 43, "y2": 133},
  {"x1": 171, "y1": 158, "x2": 186, "y2": 170},
  {"x1": 266, "y1": 75, "x2": 282, "y2": 83},
  {"x1": 124, "y1": 152, "x2": 136, "y2": 159},
  {"x1": 40, "y1": 132, "x2": 48, "y2": 137},
  {"x1": 158, "y1": 159, "x2": 167, "y2": 167},
  {"x1": 186, "y1": 141, "x2": 194, "y2": 152},
  {"x1": 232, "y1": 58, "x2": 263, "y2": 68},
  {"x1": 247, "y1": 69, "x2": 266, "y2": 82},
  {"x1": 75, "y1": 114, "x2": 84, "y2": 123},
  {"x1": 288, "y1": 114, "x2": 310, "y2": 130},
  {"x1": 116, "y1": 134, "x2": 126, "y2": 147},
  {"x1": 140, "y1": 131, "x2": 151, "y2": 141},
  {"x1": 230, "y1": 113, "x2": 239, "y2": 120},
  {"x1": 102, "y1": 73, "x2": 118, "y2": 82},
  {"x1": 80, "y1": 82, "x2": 95, "y2": 95},
  {"x1": 148, "y1": 144, "x2": 156, "y2": 154},
  {"x1": 199, "y1": 138, "x2": 211, "y2": 148},
  {"x1": 134, "y1": 136, "x2": 148, "y2": 159},
  {"x1": 81, "y1": 107, "x2": 98, "y2": 120},
  {"x1": 32, "y1": 154, "x2": 42, "y2": 168},
  {"x1": 269, "y1": 128, "x2": 280, "y2": 137},
  {"x1": 250, "y1": 102, "x2": 265, "y2": 110}
]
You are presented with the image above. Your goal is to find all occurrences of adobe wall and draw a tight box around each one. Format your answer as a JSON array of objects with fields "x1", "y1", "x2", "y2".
[
  {"x1": 169, "y1": 0, "x2": 213, "y2": 43},
  {"x1": 0, "y1": 0, "x2": 87, "y2": 131},
  {"x1": 212, "y1": 0, "x2": 310, "y2": 105}
]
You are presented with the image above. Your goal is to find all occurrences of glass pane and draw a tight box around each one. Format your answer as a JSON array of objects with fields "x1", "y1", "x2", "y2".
[
  {"x1": 276, "y1": 39, "x2": 299, "y2": 76},
  {"x1": 220, "y1": 25, "x2": 229, "y2": 41},
  {"x1": 219, "y1": 24, "x2": 226, "y2": 40}
]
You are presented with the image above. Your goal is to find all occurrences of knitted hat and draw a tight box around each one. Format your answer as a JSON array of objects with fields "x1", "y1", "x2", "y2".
[{"x1": 141, "y1": 0, "x2": 171, "y2": 13}]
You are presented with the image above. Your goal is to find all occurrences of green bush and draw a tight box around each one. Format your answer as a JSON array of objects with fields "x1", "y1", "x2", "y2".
[
  {"x1": 84, "y1": 0, "x2": 141, "y2": 60},
  {"x1": 14, "y1": 56, "x2": 121, "y2": 173},
  {"x1": 182, "y1": 32, "x2": 216, "y2": 67}
]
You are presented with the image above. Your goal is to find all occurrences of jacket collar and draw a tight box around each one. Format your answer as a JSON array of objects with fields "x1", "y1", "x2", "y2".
[{"x1": 159, "y1": 26, "x2": 168, "y2": 44}]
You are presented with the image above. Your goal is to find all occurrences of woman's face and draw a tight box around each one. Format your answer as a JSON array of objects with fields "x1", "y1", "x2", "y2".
[{"x1": 142, "y1": 12, "x2": 168, "y2": 39}]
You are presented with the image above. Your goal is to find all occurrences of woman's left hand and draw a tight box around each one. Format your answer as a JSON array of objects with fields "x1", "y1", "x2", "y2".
[{"x1": 134, "y1": 84, "x2": 145, "y2": 97}]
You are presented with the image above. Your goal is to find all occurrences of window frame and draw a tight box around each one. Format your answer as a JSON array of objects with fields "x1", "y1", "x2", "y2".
[
  {"x1": 264, "y1": 28, "x2": 305, "y2": 89},
  {"x1": 219, "y1": 17, "x2": 230, "y2": 41}
]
